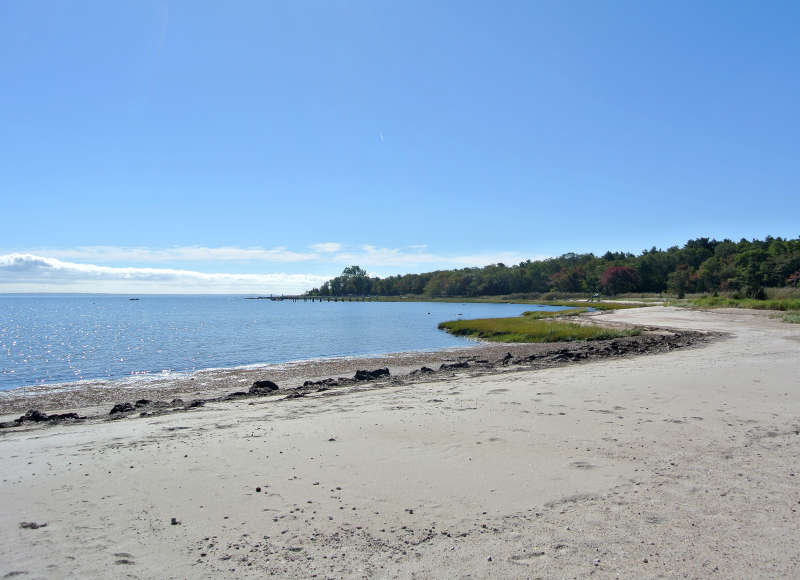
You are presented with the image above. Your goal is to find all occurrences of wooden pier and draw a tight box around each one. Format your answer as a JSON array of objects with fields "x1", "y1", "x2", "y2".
[{"x1": 246, "y1": 295, "x2": 378, "y2": 302}]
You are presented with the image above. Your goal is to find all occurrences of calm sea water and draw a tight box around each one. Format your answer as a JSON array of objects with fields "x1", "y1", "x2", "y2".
[{"x1": 0, "y1": 294, "x2": 566, "y2": 391}]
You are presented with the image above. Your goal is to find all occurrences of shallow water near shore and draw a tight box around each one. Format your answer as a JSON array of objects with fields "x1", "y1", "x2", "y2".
[{"x1": 0, "y1": 294, "x2": 563, "y2": 391}]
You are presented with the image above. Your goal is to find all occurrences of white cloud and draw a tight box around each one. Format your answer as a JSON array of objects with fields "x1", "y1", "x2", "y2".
[
  {"x1": 0, "y1": 254, "x2": 329, "y2": 294},
  {"x1": 34, "y1": 245, "x2": 319, "y2": 263},
  {"x1": 309, "y1": 242, "x2": 342, "y2": 253},
  {"x1": 14, "y1": 243, "x2": 544, "y2": 272}
]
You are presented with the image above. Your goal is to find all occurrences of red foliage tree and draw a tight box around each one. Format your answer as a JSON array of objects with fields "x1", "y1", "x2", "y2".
[{"x1": 600, "y1": 266, "x2": 640, "y2": 295}]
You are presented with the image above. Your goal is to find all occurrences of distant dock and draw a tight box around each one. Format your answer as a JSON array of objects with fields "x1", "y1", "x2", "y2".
[{"x1": 245, "y1": 295, "x2": 378, "y2": 302}]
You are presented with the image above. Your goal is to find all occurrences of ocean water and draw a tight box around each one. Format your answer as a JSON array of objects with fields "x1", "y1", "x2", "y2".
[{"x1": 0, "y1": 294, "x2": 566, "y2": 391}]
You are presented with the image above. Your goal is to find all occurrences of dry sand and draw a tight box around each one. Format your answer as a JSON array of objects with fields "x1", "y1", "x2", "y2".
[{"x1": 0, "y1": 306, "x2": 798, "y2": 579}]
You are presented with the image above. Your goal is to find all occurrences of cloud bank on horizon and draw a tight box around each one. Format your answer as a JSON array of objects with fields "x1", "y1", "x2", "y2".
[
  {"x1": 29, "y1": 244, "x2": 534, "y2": 268},
  {"x1": 0, "y1": 245, "x2": 541, "y2": 293},
  {"x1": 0, "y1": 254, "x2": 330, "y2": 294}
]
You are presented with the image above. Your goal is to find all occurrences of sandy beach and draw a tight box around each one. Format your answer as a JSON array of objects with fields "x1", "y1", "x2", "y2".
[{"x1": 1, "y1": 306, "x2": 798, "y2": 578}]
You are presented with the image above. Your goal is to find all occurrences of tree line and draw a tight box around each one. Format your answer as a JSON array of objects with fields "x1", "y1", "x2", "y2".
[{"x1": 306, "y1": 236, "x2": 800, "y2": 299}]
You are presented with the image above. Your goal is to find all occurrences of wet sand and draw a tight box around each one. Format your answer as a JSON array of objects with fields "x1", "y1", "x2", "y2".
[{"x1": 0, "y1": 307, "x2": 798, "y2": 578}]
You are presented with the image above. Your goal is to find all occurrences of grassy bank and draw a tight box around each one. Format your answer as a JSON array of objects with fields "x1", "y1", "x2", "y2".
[
  {"x1": 438, "y1": 310, "x2": 640, "y2": 343},
  {"x1": 368, "y1": 295, "x2": 649, "y2": 310},
  {"x1": 688, "y1": 296, "x2": 800, "y2": 311}
]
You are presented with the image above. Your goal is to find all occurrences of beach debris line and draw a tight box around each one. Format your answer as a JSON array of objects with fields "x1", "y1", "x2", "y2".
[
  {"x1": 353, "y1": 368, "x2": 390, "y2": 381},
  {"x1": 303, "y1": 377, "x2": 341, "y2": 389},
  {"x1": 105, "y1": 380, "x2": 284, "y2": 417},
  {"x1": 109, "y1": 402, "x2": 135, "y2": 415},
  {"x1": 440, "y1": 361, "x2": 469, "y2": 370},
  {"x1": 225, "y1": 379, "x2": 282, "y2": 400},
  {"x1": 250, "y1": 380, "x2": 279, "y2": 394},
  {"x1": 0, "y1": 409, "x2": 84, "y2": 428}
]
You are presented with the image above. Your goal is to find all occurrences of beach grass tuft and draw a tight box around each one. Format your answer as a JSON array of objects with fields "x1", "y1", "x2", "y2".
[{"x1": 779, "y1": 312, "x2": 800, "y2": 324}]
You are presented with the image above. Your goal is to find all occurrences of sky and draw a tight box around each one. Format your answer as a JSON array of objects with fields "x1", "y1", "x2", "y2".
[{"x1": 1, "y1": 1, "x2": 798, "y2": 293}]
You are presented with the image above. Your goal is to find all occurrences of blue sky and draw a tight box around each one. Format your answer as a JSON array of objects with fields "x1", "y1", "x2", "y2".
[{"x1": 2, "y1": 1, "x2": 798, "y2": 293}]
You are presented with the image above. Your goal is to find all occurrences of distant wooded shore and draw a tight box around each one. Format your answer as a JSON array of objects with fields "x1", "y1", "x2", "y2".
[{"x1": 305, "y1": 236, "x2": 800, "y2": 301}]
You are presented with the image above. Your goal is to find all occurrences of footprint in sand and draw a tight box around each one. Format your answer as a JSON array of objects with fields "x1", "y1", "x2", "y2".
[
  {"x1": 569, "y1": 461, "x2": 597, "y2": 470},
  {"x1": 113, "y1": 552, "x2": 135, "y2": 565},
  {"x1": 510, "y1": 551, "x2": 546, "y2": 565}
]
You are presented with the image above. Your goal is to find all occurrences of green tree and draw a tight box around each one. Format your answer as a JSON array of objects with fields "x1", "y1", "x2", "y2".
[{"x1": 667, "y1": 265, "x2": 691, "y2": 298}]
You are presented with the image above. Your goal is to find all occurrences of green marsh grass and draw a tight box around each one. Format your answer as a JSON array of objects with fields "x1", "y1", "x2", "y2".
[{"x1": 438, "y1": 310, "x2": 640, "y2": 343}]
